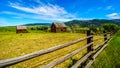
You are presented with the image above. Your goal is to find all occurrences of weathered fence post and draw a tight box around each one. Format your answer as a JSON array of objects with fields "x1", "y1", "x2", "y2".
[
  {"x1": 87, "y1": 30, "x2": 93, "y2": 53},
  {"x1": 104, "y1": 30, "x2": 107, "y2": 41},
  {"x1": 110, "y1": 31, "x2": 113, "y2": 38},
  {"x1": 80, "y1": 30, "x2": 93, "y2": 67}
]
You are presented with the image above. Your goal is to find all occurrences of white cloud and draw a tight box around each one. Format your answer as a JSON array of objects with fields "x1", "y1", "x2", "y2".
[
  {"x1": 5, "y1": 1, "x2": 94, "y2": 22},
  {"x1": 9, "y1": 2, "x2": 75, "y2": 21},
  {"x1": 2, "y1": 11, "x2": 94, "y2": 22},
  {"x1": 1, "y1": 11, "x2": 73, "y2": 21},
  {"x1": 97, "y1": 6, "x2": 114, "y2": 11},
  {"x1": 35, "y1": 0, "x2": 43, "y2": 4},
  {"x1": 107, "y1": 13, "x2": 120, "y2": 19}
]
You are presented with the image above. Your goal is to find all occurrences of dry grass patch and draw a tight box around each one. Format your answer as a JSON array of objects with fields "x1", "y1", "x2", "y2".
[{"x1": 0, "y1": 32, "x2": 103, "y2": 68}]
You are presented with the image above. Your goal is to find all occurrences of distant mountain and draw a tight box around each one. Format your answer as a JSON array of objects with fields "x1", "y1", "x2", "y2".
[
  {"x1": 112, "y1": 19, "x2": 120, "y2": 25},
  {"x1": 64, "y1": 19, "x2": 120, "y2": 27},
  {"x1": 23, "y1": 19, "x2": 120, "y2": 27},
  {"x1": 23, "y1": 23, "x2": 51, "y2": 26}
]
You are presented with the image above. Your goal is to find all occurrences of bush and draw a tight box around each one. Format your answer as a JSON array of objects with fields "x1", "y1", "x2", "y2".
[
  {"x1": 89, "y1": 25, "x2": 98, "y2": 33},
  {"x1": 37, "y1": 26, "x2": 49, "y2": 31},
  {"x1": 31, "y1": 27, "x2": 36, "y2": 30},
  {"x1": 102, "y1": 23, "x2": 119, "y2": 32}
]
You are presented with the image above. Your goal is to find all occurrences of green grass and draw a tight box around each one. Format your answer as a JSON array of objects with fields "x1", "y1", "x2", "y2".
[
  {"x1": 91, "y1": 31, "x2": 120, "y2": 68},
  {"x1": 0, "y1": 26, "x2": 16, "y2": 32}
]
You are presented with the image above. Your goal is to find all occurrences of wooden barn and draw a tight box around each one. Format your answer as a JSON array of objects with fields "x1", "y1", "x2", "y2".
[
  {"x1": 51, "y1": 22, "x2": 67, "y2": 32},
  {"x1": 16, "y1": 26, "x2": 27, "y2": 33}
]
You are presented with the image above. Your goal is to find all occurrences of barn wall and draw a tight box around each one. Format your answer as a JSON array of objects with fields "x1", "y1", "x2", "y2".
[
  {"x1": 16, "y1": 29, "x2": 27, "y2": 33},
  {"x1": 50, "y1": 23, "x2": 67, "y2": 32}
]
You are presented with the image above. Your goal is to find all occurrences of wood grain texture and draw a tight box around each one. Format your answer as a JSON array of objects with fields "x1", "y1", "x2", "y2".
[
  {"x1": 71, "y1": 51, "x2": 94, "y2": 68},
  {"x1": 42, "y1": 42, "x2": 93, "y2": 68}
]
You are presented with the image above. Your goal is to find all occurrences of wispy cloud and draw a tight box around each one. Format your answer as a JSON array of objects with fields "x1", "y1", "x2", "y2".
[
  {"x1": 3, "y1": 0, "x2": 94, "y2": 22},
  {"x1": 97, "y1": 5, "x2": 114, "y2": 11},
  {"x1": 107, "y1": 13, "x2": 120, "y2": 19},
  {"x1": 9, "y1": 1, "x2": 75, "y2": 21},
  {"x1": 10, "y1": 3, "x2": 68, "y2": 16},
  {"x1": 1, "y1": 11, "x2": 72, "y2": 21}
]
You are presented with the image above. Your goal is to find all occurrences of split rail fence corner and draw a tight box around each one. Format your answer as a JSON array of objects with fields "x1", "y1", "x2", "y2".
[{"x1": 0, "y1": 30, "x2": 114, "y2": 68}]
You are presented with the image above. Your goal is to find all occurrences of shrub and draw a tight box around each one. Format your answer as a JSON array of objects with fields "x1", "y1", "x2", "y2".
[
  {"x1": 37, "y1": 26, "x2": 49, "y2": 31},
  {"x1": 102, "y1": 23, "x2": 119, "y2": 32},
  {"x1": 89, "y1": 25, "x2": 98, "y2": 33}
]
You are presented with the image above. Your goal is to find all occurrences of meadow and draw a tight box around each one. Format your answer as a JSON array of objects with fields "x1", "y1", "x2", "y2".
[
  {"x1": 91, "y1": 31, "x2": 120, "y2": 68},
  {"x1": 0, "y1": 26, "x2": 104, "y2": 68}
]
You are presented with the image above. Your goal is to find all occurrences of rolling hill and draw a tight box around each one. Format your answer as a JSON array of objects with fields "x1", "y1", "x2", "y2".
[
  {"x1": 23, "y1": 19, "x2": 120, "y2": 27},
  {"x1": 64, "y1": 19, "x2": 120, "y2": 27}
]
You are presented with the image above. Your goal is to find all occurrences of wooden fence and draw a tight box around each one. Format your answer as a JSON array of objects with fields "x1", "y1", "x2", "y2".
[{"x1": 0, "y1": 30, "x2": 113, "y2": 68}]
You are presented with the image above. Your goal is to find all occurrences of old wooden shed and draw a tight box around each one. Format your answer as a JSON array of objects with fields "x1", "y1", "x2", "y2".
[
  {"x1": 51, "y1": 22, "x2": 67, "y2": 32},
  {"x1": 16, "y1": 26, "x2": 27, "y2": 33}
]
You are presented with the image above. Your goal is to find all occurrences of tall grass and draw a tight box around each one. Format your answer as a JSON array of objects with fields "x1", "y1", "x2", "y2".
[{"x1": 91, "y1": 31, "x2": 120, "y2": 68}]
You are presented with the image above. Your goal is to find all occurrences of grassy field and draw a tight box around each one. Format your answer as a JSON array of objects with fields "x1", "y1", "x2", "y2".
[
  {"x1": 91, "y1": 31, "x2": 120, "y2": 68},
  {"x1": 0, "y1": 26, "x2": 104, "y2": 68}
]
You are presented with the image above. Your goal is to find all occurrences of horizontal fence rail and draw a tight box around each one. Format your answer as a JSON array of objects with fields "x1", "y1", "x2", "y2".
[
  {"x1": 72, "y1": 37, "x2": 111, "y2": 68},
  {"x1": 85, "y1": 43, "x2": 109, "y2": 68},
  {"x1": 42, "y1": 42, "x2": 93, "y2": 68},
  {"x1": 93, "y1": 37, "x2": 104, "y2": 41},
  {"x1": 0, "y1": 35, "x2": 93, "y2": 67},
  {"x1": 85, "y1": 36, "x2": 113, "y2": 68},
  {"x1": 0, "y1": 30, "x2": 114, "y2": 68},
  {"x1": 93, "y1": 39, "x2": 108, "y2": 50},
  {"x1": 71, "y1": 51, "x2": 94, "y2": 68}
]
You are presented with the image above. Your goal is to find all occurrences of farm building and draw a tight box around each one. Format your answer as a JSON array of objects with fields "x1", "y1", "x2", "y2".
[
  {"x1": 51, "y1": 22, "x2": 67, "y2": 32},
  {"x1": 16, "y1": 26, "x2": 28, "y2": 33}
]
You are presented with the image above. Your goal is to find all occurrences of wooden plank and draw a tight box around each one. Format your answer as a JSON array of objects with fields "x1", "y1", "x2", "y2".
[
  {"x1": 93, "y1": 38, "x2": 104, "y2": 41},
  {"x1": 71, "y1": 51, "x2": 94, "y2": 68},
  {"x1": 104, "y1": 31, "x2": 107, "y2": 41},
  {"x1": 93, "y1": 44, "x2": 108, "y2": 59},
  {"x1": 84, "y1": 60, "x2": 94, "y2": 68},
  {"x1": 93, "y1": 36, "x2": 111, "y2": 50},
  {"x1": 93, "y1": 40, "x2": 107, "y2": 50},
  {"x1": 85, "y1": 44, "x2": 108, "y2": 68},
  {"x1": 0, "y1": 35, "x2": 93, "y2": 67},
  {"x1": 85, "y1": 38, "x2": 112, "y2": 68},
  {"x1": 42, "y1": 42, "x2": 93, "y2": 68},
  {"x1": 96, "y1": 33, "x2": 107, "y2": 36},
  {"x1": 87, "y1": 30, "x2": 93, "y2": 52}
]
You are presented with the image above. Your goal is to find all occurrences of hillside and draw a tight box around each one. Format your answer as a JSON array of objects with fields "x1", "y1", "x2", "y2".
[
  {"x1": 22, "y1": 19, "x2": 120, "y2": 27},
  {"x1": 64, "y1": 19, "x2": 120, "y2": 27},
  {"x1": 23, "y1": 23, "x2": 51, "y2": 26}
]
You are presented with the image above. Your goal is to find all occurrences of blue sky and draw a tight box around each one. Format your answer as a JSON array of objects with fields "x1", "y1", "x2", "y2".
[{"x1": 0, "y1": 0, "x2": 120, "y2": 26}]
